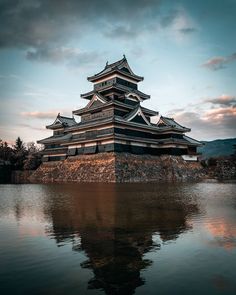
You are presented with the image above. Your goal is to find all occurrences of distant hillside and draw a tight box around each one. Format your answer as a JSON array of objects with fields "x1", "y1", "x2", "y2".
[{"x1": 199, "y1": 138, "x2": 236, "y2": 159}]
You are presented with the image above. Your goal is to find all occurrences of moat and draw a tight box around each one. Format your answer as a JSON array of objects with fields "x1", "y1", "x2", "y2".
[{"x1": 0, "y1": 182, "x2": 236, "y2": 294}]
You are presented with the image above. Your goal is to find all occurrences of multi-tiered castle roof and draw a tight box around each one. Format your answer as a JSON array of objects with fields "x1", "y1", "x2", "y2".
[{"x1": 38, "y1": 56, "x2": 201, "y2": 162}]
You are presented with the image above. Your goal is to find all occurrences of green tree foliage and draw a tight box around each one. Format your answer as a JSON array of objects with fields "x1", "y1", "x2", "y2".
[
  {"x1": 0, "y1": 138, "x2": 41, "y2": 170},
  {"x1": 0, "y1": 139, "x2": 13, "y2": 162},
  {"x1": 13, "y1": 137, "x2": 27, "y2": 169},
  {"x1": 14, "y1": 137, "x2": 25, "y2": 152}
]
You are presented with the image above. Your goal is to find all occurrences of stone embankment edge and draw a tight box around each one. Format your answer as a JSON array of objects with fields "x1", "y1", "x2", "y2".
[{"x1": 21, "y1": 153, "x2": 206, "y2": 184}]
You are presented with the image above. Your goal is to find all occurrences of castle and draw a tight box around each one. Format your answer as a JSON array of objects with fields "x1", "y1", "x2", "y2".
[{"x1": 38, "y1": 56, "x2": 201, "y2": 162}]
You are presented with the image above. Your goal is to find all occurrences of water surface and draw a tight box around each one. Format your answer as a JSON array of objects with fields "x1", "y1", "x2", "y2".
[{"x1": 0, "y1": 183, "x2": 236, "y2": 294}]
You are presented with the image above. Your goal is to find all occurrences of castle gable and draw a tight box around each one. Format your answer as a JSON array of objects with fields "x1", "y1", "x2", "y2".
[
  {"x1": 125, "y1": 106, "x2": 150, "y2": 125},
  {"x1": 85, "y1": 93, "x2": 107, "y2": 110}
]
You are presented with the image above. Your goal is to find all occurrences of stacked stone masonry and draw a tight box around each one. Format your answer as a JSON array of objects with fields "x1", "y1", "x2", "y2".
[{"x1": 29, "y1": 153, "x2": 205, "y2": 183}]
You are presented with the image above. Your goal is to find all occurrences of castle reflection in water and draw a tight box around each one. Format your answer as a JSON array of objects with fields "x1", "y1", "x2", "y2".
[{"x1": 41, "y1": 184, "x2": 199, "y2": 295}]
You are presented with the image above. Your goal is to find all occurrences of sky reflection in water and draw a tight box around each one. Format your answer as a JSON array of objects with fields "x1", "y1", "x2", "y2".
[{"x1": 0, "y1": 183, "x2": 236, "y2": 295}]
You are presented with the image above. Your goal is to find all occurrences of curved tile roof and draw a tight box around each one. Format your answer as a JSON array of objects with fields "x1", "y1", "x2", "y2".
[
  {"x1": 87, "y1": 56, "x2": 144, "y2": 82},
  {"x1": 46, "y1": 113, "x2": 76, "y2": 129}
]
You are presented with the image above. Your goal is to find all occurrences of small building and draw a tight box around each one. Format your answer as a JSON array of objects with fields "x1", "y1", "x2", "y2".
[{"x1": 38, "y1": 56, "x2": 202, "y2": 161}]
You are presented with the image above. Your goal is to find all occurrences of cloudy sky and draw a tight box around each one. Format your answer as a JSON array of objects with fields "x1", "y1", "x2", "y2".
[{"x1": 0, "y1": 0, "x2": 236, "y2": 143}]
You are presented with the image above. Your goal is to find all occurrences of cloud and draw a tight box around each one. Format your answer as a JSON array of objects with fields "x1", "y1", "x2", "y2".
[
  {"x1": 0, "y1": 0, "x2": 197, "y2": 64},
  {"x1": 202, "y1": 53, "x2": 236, "y2": 71},
  {"x1": 167, "y1": 94, "x2": 236, "y2": 140},
  {"x1": 0, "y1": 0, "x2": 162, "y2": 49},
  {"x1": 203, "y1": 107, "x2": 236, "y2": 122},
  {"x1": 26, "y1": 47, "x2": 102, "y2": 66},
  {"x1": 173, "y1": 109, "x2": 236, "y2": 139},
  {"x1": 160, "y1": 9, "x2": 179, "y2": 28},
  {"x1": 0, "y1": 0, "x2": 173, "y2": 65},
  {"x1": 179, "y1": 27, "x2": 197, "y2": 34},
  {"x1": 104, "y1": 25, "x2": 140, "y2": 40},
  {"x1": 162, "y1": 8, "x2": 197, "y2": 42},
  {"x1": 171, "y1": 111, "x2": 203, "y2": 127},
  {"x1": 205, "y1": 94, "x2": 236, "y2": 107},
  {"x1": 21, "y1": 109, "x2": 74, "y2": 120},
  {"x1": 202, "y1": 57, "x2": 226, "y2": 70},
  {"x1": 21, "y1": 111, "x2": 58, "y2": 119},
  {"x1": 130, "y1": 47, "x2": 145, "y2": 58},
  {"x1": 167, "y1": 107, "x2": 185, "y2": 113},
  {"x1": 19, "y1": 123, "x2": 45, "y2": 131}
]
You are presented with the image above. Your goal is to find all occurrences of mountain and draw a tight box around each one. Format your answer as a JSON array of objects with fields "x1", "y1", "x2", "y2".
[{"x1": 199, "y1": 138, "x2": 236, "y2": 159}]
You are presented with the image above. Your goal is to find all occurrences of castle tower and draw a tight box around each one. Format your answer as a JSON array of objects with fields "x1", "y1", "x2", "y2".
[{"x1": 38, "y1": 56, "x2": 201, "y2": 162}]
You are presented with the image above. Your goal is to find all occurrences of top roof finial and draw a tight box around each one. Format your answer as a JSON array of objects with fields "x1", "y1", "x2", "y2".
[
  {"x1": 123, "y1": 54, "x2": 126, "y2": 59},
  {"x1": 106, "y1": 61, "x2": 108, "y2": 66}
]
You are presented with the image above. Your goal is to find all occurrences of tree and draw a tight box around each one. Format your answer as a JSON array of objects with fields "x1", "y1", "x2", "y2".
[
  {"x1": 14, "y1": 137, "x2": 26, "y2": 152},
  {"x1": 13, "y1": 137, "x2": 27, "y2": 170},
  {"x1": 23, "y1": 154, "x2": 41, "y2": 170},
  {"x1": 27, "y1": 142, "x2": 38, "y2": 153},
  {"x1": 1, "y1": 138, "x2": 42, "y2": 171},
  {"x1": 23, "y1": 141, "x2": 42, "y2": 170},
  {"x1": 0, "y1": 139, "x2": 13, "y2": 162}
]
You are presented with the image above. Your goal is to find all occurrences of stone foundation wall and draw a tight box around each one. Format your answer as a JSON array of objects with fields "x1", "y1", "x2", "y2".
[
  {"x1": 215, "y1": 158, "x2": 236, "y2": 180},
  {"x1": 29, "y1": 153, "x2": 205, "y2": 183},
  {"x1": 115, "y1": 153, "x2": 205, "y2": 182}
]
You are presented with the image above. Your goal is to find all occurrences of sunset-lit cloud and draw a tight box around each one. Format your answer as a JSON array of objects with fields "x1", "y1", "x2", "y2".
[
  {"x1": 167, "y1": 94, "x2": 236, "y2": 139},
  {"x1": 21, "y1": 111, "x2": 59, "y2": 120},
  {"x1": 18, "y1": 123, "x2": 46, "y2": 131},
  {"x1": 202, "y1": 53, "x2": 236, "y2": 71},
  {"x1": 205, "y1": 94, "x2": 236, "y2": 107},
  {"x1": 203, "y1": 107, "x2": 236, "y2": 121}
]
